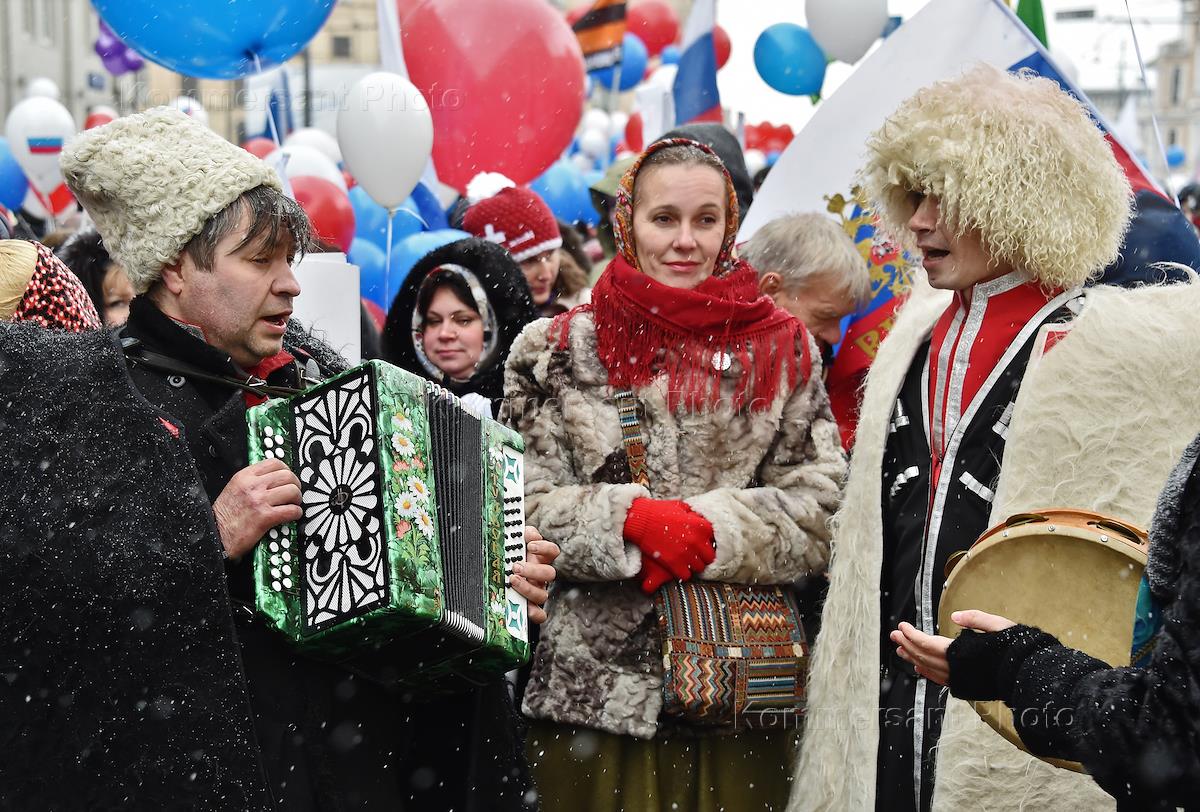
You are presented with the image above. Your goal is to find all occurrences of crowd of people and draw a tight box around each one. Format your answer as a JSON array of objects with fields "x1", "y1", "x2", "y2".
[{"x1": 2, "y1": 63, "x2": 1200, "y2": 812}]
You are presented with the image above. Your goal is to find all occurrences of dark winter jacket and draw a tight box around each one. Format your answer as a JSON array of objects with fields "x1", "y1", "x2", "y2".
[
  {"x1": 381, "y1": 237, "x2": 538, "y2": 408},
  {"x1": 947, "y1": 432, "x2": 1200, "y2": 810},
  {"x1": 0, "y1": 321, "x2": 271, "y2": 810}
]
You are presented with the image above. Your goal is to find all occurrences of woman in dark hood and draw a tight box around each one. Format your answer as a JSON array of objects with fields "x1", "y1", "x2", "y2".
[{"x1": 382, "y1": 236, "x2": 538, "y2": 414}]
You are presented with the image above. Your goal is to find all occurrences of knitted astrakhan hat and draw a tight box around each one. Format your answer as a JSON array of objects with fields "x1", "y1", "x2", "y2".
[
  {"x1": 60, "y1": 107, "x2": 282, "y2": 294},
  {"x1": 461, "y1": 173, "x2": 562, "y2": 263}
]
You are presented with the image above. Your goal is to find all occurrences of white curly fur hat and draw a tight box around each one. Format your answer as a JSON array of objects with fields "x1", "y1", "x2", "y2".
[
  {"x1": 862, "y1": 64, "x2": 1134, "y2": 289},
  {"x1": 60, "y1": 107, "x2": 282, "y2": 294}
]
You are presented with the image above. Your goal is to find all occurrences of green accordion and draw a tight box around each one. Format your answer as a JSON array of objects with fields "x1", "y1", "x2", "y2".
[{"x1": 245, "y1": 360, "x2": 529, "y2": 688}]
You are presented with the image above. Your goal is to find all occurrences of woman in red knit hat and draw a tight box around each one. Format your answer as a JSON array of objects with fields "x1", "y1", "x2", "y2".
[
  {"x1": 502, "y1": 139, "x2": 847, "y2": 810},
  {"x1": 463, "y1": 176, "x2": 591, "y2": 317}
]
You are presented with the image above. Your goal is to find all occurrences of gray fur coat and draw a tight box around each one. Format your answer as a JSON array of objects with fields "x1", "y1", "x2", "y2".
[{"x1": 503, "y1": 313, "x2": 846, "y2": 738}]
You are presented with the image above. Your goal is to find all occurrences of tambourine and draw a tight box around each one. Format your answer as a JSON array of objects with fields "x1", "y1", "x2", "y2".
[{"x1": 938, "y1": 508, "x2": 1148, "y2": 772}]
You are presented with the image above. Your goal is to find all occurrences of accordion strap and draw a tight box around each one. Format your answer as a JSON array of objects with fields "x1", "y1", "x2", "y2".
[{"x1": 120, "y1": 336, "x2": 309, "y2": 399}]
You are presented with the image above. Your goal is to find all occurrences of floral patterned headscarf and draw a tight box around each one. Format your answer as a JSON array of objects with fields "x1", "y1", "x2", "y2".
[{"x1": 612, "y1": 137, "x2": 743, "y2": 277}]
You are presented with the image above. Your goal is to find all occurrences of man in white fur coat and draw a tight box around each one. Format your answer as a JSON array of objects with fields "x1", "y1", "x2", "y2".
[{"x1": 790, "y1": 64, "x2": 1200, "y2": 812}]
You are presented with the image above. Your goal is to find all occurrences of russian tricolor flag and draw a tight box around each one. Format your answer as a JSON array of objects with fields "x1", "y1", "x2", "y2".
[
  {"x1": 672, "y1": 0, "x2": 722, "y2": 125},
  {"x1": 27, "y1": 137, "x2": 63, "y2": 155}
]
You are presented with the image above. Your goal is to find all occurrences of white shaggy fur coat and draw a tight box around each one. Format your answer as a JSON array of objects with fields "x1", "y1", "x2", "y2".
[{"x1": 790, "y1": 274, "x2": 1200, "y2": 811}]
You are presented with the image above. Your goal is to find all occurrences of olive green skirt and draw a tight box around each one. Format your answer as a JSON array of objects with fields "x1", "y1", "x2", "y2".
[{"x1": 527, "y1": 721, "x2": 798, "y2": 812}]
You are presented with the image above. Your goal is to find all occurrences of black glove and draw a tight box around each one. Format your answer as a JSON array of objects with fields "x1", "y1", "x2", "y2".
[{"x1": 946, "y1": 624, "x2": 1059, "y2": 702}]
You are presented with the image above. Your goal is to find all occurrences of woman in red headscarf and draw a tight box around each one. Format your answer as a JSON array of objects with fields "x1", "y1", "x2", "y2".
[{"x1": 503, "y1": 139, "x2": 847, "y2": 810}]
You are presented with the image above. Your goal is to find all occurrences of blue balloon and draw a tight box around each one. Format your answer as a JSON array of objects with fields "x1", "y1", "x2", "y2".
[
  {"x1": 92, "y1": 0, "x2": 336, "y2": 79},
  {"x1": 591, "y1": 33, "x2": 648, "y2": 93},
  {"x1": 349, "y1": 238, "x2": 388, "y2": 308},
  {"x1": 409, "y1": 181, "x2": 449, "y2": 231},
  {"x1": 351, "y1": 185, "x2": 425, "y2": 250},
  {"x1": 371, "y1": 229, "x2": 472, "y2": 310},
  {"x1": 661, "y1": 45, "x2": 681, "y2": 65},
  {"x1": 0, "y1": 137, "x2": 28, "y2": 210},
  {"x1": 531, "y1": 159, "x2": 598, "y2": 227},
  {"x1": 766, "y1": 150, "x2": 781, "y2": 167},
  {"x1": 754, "y1": 23, "x2": 827, "y2": 96},
  {"x1": 1167, "y1": 145, "x2": 1188, "y2": 169}
]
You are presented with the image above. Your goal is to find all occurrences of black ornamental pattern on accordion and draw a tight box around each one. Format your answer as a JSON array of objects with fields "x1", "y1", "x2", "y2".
[{"x1": 292, "y1": 367, "x2": 391, "y2": 630}]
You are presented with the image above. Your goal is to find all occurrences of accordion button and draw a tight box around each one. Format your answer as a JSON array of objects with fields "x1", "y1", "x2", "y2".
[
  {"x1": 282, "y1": 578, "x2": 293, "y2": 589},
  {"x1": 269, "y1": 555, "x2": 280, "y2": 566},
  {"x1": 282, "y1": 551, "x2": 291, "y2": 562},
  {"x1": 269, "y1": 542, "x2": 279, "y2": 553},
  {"x1": 263, "y1": 426, "x2": 275, "y2": 437},
  {"x1": 282, "y1": 565, "x2": 292, "y2": 576},
  {"x1": 269, "y1": 529, "x2": 279, "y2": 540},
  {"x1": 271, "y1": 568, "x2": 281, "y2": 579},
  {"x1": 271, "y1": 580, "x2": 282, "y2": 592}
]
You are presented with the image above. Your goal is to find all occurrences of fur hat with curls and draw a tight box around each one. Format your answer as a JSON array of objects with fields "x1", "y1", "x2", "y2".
[
  {"x1": 861, "y1": 64, "x2": 1134, "y2": 289},
  {"x1": 60, "y1": 107, "x2": 281, "y2": 294}
]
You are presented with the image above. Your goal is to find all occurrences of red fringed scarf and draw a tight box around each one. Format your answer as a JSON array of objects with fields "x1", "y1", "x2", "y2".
[{"x1": 553, "y1": 253, "x2": 808, "y2": 412}]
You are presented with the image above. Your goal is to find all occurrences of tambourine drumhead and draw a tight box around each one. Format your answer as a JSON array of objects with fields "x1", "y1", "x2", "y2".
[{"x1": 937, "y1": 508, "x2": 1148, "y2": 772}]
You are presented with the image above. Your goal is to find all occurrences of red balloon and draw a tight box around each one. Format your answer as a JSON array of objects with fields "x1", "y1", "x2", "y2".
[
  {"x1": 290, "y1": 176, "x2": 355, "y2": 253},
  {"x1": 713, "y1": 24, "x2": 731, "y2": 69},
  {"x1": 84, "y1": 111, "x2": 115, "y2": 130},
  {"x1": 401, "y1": 0, "x2": 586, "y2": 192},
  {"x1": 241, "y1": 137, "x2": 278, "y2": 159},
  {"x1": 625, "y1": 111, "x2": 644, "y2": 153},
  {"x1": 627, "y1": 0, "x2": 679, "y2": 57}
]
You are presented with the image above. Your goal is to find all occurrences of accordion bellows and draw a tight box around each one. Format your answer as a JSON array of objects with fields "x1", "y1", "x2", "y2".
[{"x1": 246, "y1": 360, "x2": 529, "y2": 687}]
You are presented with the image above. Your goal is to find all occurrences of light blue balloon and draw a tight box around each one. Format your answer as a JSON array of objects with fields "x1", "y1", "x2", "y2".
[
  {"x1": 660, "y1": 45, "x2": 681, "y2": 65},
  {"x1": 531, "y1": 159, "x2": 598, "y2": 227},
  {"x1": 591, "y1": 33, "x2": 648, "y2": 93},
  {"x1": 753, "y1": 23, "x2": 827, "y2": 96},
  {"x1": 349, "y1": 238, "x2": 387, "y2": 308},
  {"x1": 766, "y1": 150, "x2": 781, "y2": 167},
  {"x1": 0, "y1": 137, "x2": 28, "y2": 210},
  {"x1": 92, "y1": 0, "x2": 336, "y2": 79},
  {"x1": 374, "y1": 229, "x2": 472, "y2": 311},
  {"x1": 1167, "y1": 145, "x2": 1187, "y2": 169},
  {"x1": 351, "y1": 185, "x2": 425, "y2": 250}
]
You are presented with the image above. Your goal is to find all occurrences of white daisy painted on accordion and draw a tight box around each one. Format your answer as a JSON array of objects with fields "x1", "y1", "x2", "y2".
[
  {"x1": 406, "y1": 476, "x2": 431, "y2": 503},
  {"x1": 394, "y1": 492, "x2": 421, "y2": 520},
  {"x1": 391, "y1": 411, "x2": 414, "y2": 434},
  {"x1": 415, "y1": 508, "x2": 435, "y2": 540},
  {"x1": 391, "y1": 432, "x2": 417, "y2": 457}
]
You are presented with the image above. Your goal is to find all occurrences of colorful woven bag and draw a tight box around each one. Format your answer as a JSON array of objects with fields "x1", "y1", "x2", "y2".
[{"x1": 614, "y1": 389, "x2": 809, "y2": 730}]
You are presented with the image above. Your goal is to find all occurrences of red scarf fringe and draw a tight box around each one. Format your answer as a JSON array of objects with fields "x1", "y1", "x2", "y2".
[{"x1": 552, "y1": 255, "x2": 809, "y2": 412}]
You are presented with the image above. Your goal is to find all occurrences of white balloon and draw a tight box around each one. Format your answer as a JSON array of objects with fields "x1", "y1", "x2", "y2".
[
  {"x1": 337, "y1": 71, "x2": 433, "y2": 210},
  {"x1": 609, "y1": 111, "x2": 629, "y2": 140},
  {"x1": 285, "y1": 127, "x2": 343, "y2": 167},
  {"x1": 264, "y1": 144, "x2": 347, "y2": 192},
  {"x1": 170, "y1": 96, "x2": 209, "y2": 127},
  {"x1": 25, "y1": 77, "x2": 61, "y2": 101},
  {"x1": 578, "y1": 128, "x2": 610, "y2": 160},
  {"x1": 5, "y1": 96, "x2": 75, "y2": 193},
  {"x1": 571, "y1": 152, "x2": 596, "y2": 173},
  {"x1": 743, "y1": 148, "x2": 767, "y2": 178},
  {"x1": 582, "y1": 108, "x2": 611, "y2": 135},
  {"x1": 806, "y1": 0, "x2": 888, "y2": 64}
]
